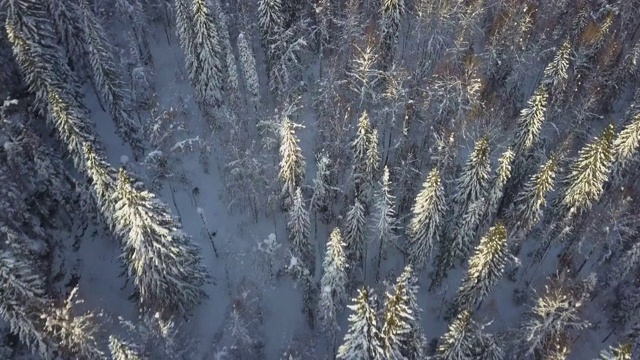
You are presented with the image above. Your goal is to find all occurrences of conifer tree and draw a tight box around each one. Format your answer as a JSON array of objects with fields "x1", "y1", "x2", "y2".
[
  {"x1": 337, "y1": 287, "x2": 383, "y2": 360},
  {"x1": 288, "y1": 187, "x2": 312, "y2": 264},
  {"x1": 513, "y1": 87, "x2": 549, "y2": 164},
  {"x1": 365, "y1": 128, "x2": 380, "y2": 187},
  {"x1": 279, "y1": 117, "x2": 306, "y2": 205},
  {"x1": 79, "y1": 0, "x2": 143, "y2": 159},
  {"x1": 485, "y1": 148, "x2": 514, "y2": 223},
  {"x1": 562, "y1": 124, "x2": 615, "y2": 217},
  {"x1": 83, "y1": 143, "x2": 118, "y2": 222},
  {"x1": 174, "y1": 0, "x2": 196, "y2": 83},
  {"x1": 45, "y1": 0, "x2": 88, "y2": 76},
  {"x1": 113, "y1": 168, "x2": 208, "y2": 315},
  {"x1": 237, "y1": 31, "x2": 261, "y2": 107},
  {"x1": 319, "y1": 228, "x2": 348, "y2": 343},
  {"x1": 352, "y1": 111, "x2": 373, "y2": 201},
  {"x1": 42, "y1": 287, "x2": 103, "y2": 359},
  {"x1": 450, "y1": 223, "x2": 508, "y2": 315},
  {"x1": 372, "y1": 166, "x2": 399, "y2": 281},
  {"x1": 258, "y1": 0, "x2": 284, "y2": 58},
  {"x1": 407, "y1": 168, "x2": 446, "y2": 271},
  {"x1": 6, "y1": 0, "x2": 83, "y2": 117},
  {"x1": 109, "y1": 336, "x2": 143, "y2": 360},
  {"x1": 542, "y1": 40, "x2": 571, "y2": 91},
  {"x1": 310, "y1": 152, "x2": 333, "y2": 216},
  {"x1": 214, "y1": 0, "x2": 239, "y2": 99},
  {"x1": 612, "y1": 110, "x2": 640, "y2": 173},
  {"x1": 506, "y1": 155, "x2": 558, "y2": 249},
  {"x1": 436, "y1": 309, "x2": 473, "y2": 360},
  {"x1": 395, "y1": 265, "x2": 428, "y2": 359},
  {"x1": 379, "y1": 265, "x2": 425, "y2": 359},
  {"x1": 191, "y1": 0, "x2": 223, "y2": 108},
  {"x1": 451, "y1": 135, "x2": 491, "y2": 221},
  {"x1": 0, "y1": 250, "x2": 53, "y2": 358},
  {"x1": 379, "y1": 0, "x2": 405, "y2": 67},
  {"x1": 515, "y1": 283, "x2": 590, "y2": 358},
  {"x1": 597, "y1": 343, "x2": 632, "y2": 360},
  {"x1": 344, "y1": 197, "x2": 367, "y2": 266}
]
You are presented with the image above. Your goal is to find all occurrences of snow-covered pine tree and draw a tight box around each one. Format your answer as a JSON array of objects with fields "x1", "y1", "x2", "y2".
[
  {"x1": 561, "y1": 123, "x2": 615, "y2": 218},
  {"x1": 371, "y1": 166, "x2": 400, "y2": 281},
  {"x1": 515, "y1": 282, "x2": 590, "y2": 358},
  {"x1": 436, "y1": 309, "x2": 473, "y2": 360},
  {"x1": 288, "y1": 187, "x2": 312, "y2": 265},
  {"x1": 109, "y1": 335, "x2": 143, "y2": 360},
  {"x1": 542, "y1": 40, "x2": 571, "y2": 91},
  {"x1": 450, "y1": 223, "x2": 508, "y2": 315},
  {"x1": 407, "y1": 168, "x2": 446, "y2": 271},
  {"x1": 597, "y1": 343, "x2": 632, "y2": 360},
  {"x1": 6, "y1": 0, "x2": 82, "y2": 117},
  {"x1": 258, "y1": 0, "x2": 284, "y2": 66},
  {"x1": 365, "y1": 127, "x2": 380, "y2": 194},
  {"x1": 352, "y1": 111, "x2": 373, "y2": 201},
  {"x1": 42, "y1": 287, "x2": 103, "y2": 359},
  {"x1": 310, "y1": 151, "x2": 333, "y2": 218},
  {"x1": 611, "y1": 110, "x2": 640, "y2": 177},
  {"x1": 83, "y1": 143, "x2": 117, "y2": 223},
  {"x1": 450, "y1": 135, "x2": 491, "y2": 222},
  {"x1": 79, "y1": 0, "x2": 143, "y2": 159},
  {"x1": 191, "y1": 0, "x2": 223, "y2": 109},
  {"x1": 44, "y1": 0, "x2": 88, "y2": 77},
  {"x1": 509, "y1": 152, "x2": 558, "y2": 229},
  {"x1": 395, "y1": 265, "x2": 427, "y2": 359},
  {"x1": 344, "y1": 197, "x2": 367, "y2": 267},
  {"x1": 511, "y1": 87, "x2": 549, "y2": 176},
  {"x1": 485, "y1": 148, "x2": 514, "y2": 225},
  {"x1": 0, "y1": 249, "x2": 53, "y2": 358},
  {"x1": 432, "y1": 197, "x2": 486, "y2": 291},
  {"x1": 174, "y1": 0, "x2": 196, "y2": 84},
  {"x1": 46, "y1": 87, "x2": 96, "y2": 167},
  {"x1": 379, "y1": 0, "x2": 405, "y2": 67},
  {"x1": 379, "y1": 265, "x2": 423, "y2": 359},
  {"x1": 237, "y1": 31, "x2": 261, "y2": 107},
  {"x1": 212, "y1": 0, "x2": 239, "y2": 100},
  {"x1": 336, "y1": 287, "x2": 383, "y2": 360},
  {"x1": 113, "y1": 168, "x2": 208, "y2": 315},
  {"x1": 319, "y1": 228, "x2": 348, "y2": 344},
  {"x1": 506, "y1": 155, "x2": 558, "y2": 252},
  {"x1": 278, "y1": 117, "x2": 305, "y2": 205}
]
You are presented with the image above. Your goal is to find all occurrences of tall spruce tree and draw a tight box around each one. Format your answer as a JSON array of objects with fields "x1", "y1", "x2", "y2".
[
  {"x1": 506, "y1": 155, "x2": 558, "y2": 251},
  {"x1": 485, "y1": 148, "x2": 514, "y2": 224},
  {"x1": 451, "y1": 135, "x2": 491, "y2": 221},
  {"x1": 319, "y1": 228, "x2": 348, "y2": 344},
  {"x1": 337, "y1": 287, "x2": 383, "y2": 360},
  {"x1": 191, "y1": 0, "x2": 223, "y2": 108},
  {"x1": 561, "y1": 124, "x2": 615, "y2": 217},
  {"x1": 175, "y1": 0, "x2": 197, "y2": 84},
  {"x1": 79, "y1": 0, "x2": 143, "y2": 159},
  {"x1": 352, "y1": 111, "x2": 374, "y2": 202},
  {"x1": 258, "y1": 0, "x2": 284, "y2": 67},
  {"x1": 344, "y1": 197, "x2": 367, "y2": 266},
  {"x1": 407, "y1": 168, "x2": 446, "y2": 271},
  {"x1": 278, "y1": 117, "x2": 306, "y2": 205},
  {"x1": 372, "y1": 166, "x2": 399, "y2": 281},
  {"x1": 113, "y1": 168, "x2": 209, "y2": 315},
  {"x1": 612, "y1": 110, "x2": 640, "y2": 175},
  {"x1": 288, "y1": 187, "x2": 312, "y2": 264},
  {"x1": 0, "y1": 249, "x2": 53, "y2": 358},
  {"x1": 237, "y1": 31, "x2": 261, "y2": 107},
  {"x1": 450, "y1": 223, "x2": 508, "y2": 315}
]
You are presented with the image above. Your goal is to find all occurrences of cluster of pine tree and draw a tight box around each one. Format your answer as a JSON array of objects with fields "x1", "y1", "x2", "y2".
[{"x1": 1, "y1": 0, "x2": 640, "y2": 358}]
